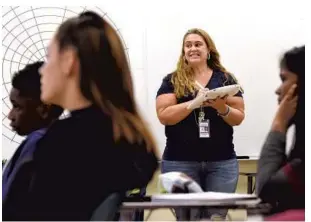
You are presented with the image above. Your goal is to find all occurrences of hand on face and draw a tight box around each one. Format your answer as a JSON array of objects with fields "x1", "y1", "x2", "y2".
[{"x1": 273, "y1": 84, "x2": 298, "y2": 130}]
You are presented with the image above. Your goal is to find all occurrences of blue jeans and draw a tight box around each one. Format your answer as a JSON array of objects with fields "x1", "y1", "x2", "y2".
[{"x1": 161, "y1": 159, "x2": 239, "y2": 220}]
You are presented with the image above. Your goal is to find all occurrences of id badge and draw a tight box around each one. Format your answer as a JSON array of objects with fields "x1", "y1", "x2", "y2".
[{"x1": 199, "y1": 119, "x2": 210, "y2": 138}]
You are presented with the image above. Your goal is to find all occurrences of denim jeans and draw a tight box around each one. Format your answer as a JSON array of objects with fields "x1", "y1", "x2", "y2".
[{"x1": 161, "y1": 158, "x2": 239, "y2": 220}]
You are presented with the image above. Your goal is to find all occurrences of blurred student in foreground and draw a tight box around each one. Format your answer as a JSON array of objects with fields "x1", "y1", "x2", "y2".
[
  {"x1": 3, "y1": 11, "x2": 158, "y2": 221},
  {"x1": 256, "y1": 45, "x2": 305, "y2": 221},
  {"x1": 3, "y1": 62, "x2": 63, "y2": 203}
]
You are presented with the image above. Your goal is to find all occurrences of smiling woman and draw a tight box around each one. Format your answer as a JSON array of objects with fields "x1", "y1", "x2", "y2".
[{"x1": 155, "y1": 28, "x2": 245, "y2": 221}]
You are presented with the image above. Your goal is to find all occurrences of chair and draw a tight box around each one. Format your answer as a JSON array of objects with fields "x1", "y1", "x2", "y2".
[
  {"x1": 118, "y1": 188, "x2": 147, "y2": 221},
  {"x1": 90, "y1": 192, "x2": 125, "y2": 221}
]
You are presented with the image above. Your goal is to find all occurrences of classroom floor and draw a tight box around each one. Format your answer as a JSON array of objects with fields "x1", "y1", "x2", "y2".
[{"x1": 144, "y1": 160, "x2": 257, "y2": 221}]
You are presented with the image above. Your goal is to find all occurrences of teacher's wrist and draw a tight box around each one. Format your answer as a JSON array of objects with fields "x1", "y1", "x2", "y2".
[{"x1": 217, "y1": 104, "x2": 228, "y2": 114}]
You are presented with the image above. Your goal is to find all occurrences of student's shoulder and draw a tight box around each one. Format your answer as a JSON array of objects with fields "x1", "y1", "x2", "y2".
[
  {"x1": 28, "y1": 128, "x2": 47, "y2": 140},
  {"x1": 49, "y1": 114, "x2": 112, "y2": 140},
  {"x1": 45, "y1": 118, "x2": 72, "y2": 134},
  {"x1": 23, "y1": 128, "x2": 48, "y2": 149}
]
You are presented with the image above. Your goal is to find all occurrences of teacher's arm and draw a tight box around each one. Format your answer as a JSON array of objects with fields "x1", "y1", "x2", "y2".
[
  {"x1": 204, "y1": 96, "x2": 245, "y2": 126},
  {"x1": 156, "y1": 93, "x2": 193, "y2": 126},
  {"x1": 222, "y1": 96, "x2": 245, "y2": 126}
]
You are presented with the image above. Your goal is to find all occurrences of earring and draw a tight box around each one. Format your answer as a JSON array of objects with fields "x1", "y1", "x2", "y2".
[{"x1": 207, "y1": 53, "x2": 211, "y2": 60}]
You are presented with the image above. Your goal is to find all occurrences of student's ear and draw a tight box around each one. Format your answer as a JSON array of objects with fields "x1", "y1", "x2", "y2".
[{"x1": 37, "y1": 104, "x2": 50, "y2": 120}]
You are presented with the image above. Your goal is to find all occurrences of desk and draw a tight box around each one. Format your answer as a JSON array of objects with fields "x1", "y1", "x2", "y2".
[
  {"x1": 238, "y1": 158, "x2": 258, "y2": 194},
  {"x1": 121, "y1": 193, "x2": 269, "y2": 221},
  {"x1": 122, "y1": 199, "x2": 261, "y2": 209},
  {"x1": 122, "y1": 200, "x2": 269, "y2": 221}
]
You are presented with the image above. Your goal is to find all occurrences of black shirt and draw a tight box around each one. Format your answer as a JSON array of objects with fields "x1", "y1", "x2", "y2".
[
  {"x1": 3, "y1": 105, "x2": 158, "y2": 221},
  {"x1": 156, "y1": 70, "x2": 243, "y2": 161}
]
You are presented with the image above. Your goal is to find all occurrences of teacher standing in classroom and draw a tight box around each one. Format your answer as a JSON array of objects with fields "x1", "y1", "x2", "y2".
[{"x1": 156, "y1": 28, "x2": 245, "y2": 220}]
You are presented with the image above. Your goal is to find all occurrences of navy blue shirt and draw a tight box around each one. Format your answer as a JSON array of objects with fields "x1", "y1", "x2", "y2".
[
  {"x1": 156, "y1": 70, "x2": 243, "y2": 161},
  {"x1": 2, "y1": 128, "x2": 47, "y2": 201}
]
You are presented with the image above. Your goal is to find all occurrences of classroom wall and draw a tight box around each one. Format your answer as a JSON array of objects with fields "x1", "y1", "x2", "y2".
[
  {"x1": 141, "y1": 0, "x2": 305, "y2": 157},
  {"x1": 1, "y1": 1, "x2": 305, "y2": 159}
]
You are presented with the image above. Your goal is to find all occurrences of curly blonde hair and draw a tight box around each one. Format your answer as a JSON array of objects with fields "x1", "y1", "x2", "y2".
[{"x1": 172, "y1": 28, "x2": 243, "y2": 98}]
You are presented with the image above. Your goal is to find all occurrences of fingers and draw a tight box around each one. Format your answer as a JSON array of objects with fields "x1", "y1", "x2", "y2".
[
  {"x1": 221, "y1": 94, "x2": 229, "y2": 100},
  {"x1": 293, "y1": 95, "x2": 298, "y2": 107},
  {"x1": 204, "y1": 99, "x2": 214, "y2": 105},
  {"x1": 280, "y1": 93, "x2": 298, "y2": 108},
  {"x1": 204, "y1": 95, "x2": 227, "y2": 106},
  {"x1": 214, "y1": 95, "x2": 228, "y2": 101},
  {"x1": 202, "y1": 101, "x2": 211, "y2": 107},
  {"x1": 285, "y1": 84, "x2": 297, "y2": 100},
  {"x1": 212, "y1": 96, "x2": 221, "y2": 101},
  {"x1": 280, "y1": 84, "x2": 298, "y2": 105},
  {"x1": 293, "y1": 95, "x2": 298, "y2": 102},
  {"x1": 206, "y1": 96, "x2": 225, "y2": 104}
]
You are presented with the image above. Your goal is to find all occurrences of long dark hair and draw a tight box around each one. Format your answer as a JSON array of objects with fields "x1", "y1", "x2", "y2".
[
  {"x1": 55, "y1": 11, "x2": 157, "y2": 153},
  {"x1": 280, "y1": 46, "x2": 305, "y2": 163}
]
